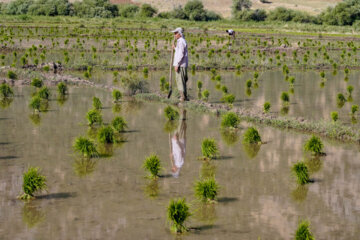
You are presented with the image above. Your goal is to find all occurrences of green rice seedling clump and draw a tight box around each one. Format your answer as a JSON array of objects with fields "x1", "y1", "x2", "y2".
[
  {"x1": 73, "y1": 136, "x2": 98, "y2": 158},
  {"x1": 19, "y1": 167, "x2": 47, "y2": 200},
  {"x1": 263, "y1": 101, "x2": 271, "y2": 113},
  {"x1": 295, "y1": 220, "x2": 315, "y2": 240},
  {"x1": 93, "y1": 97, "x2": 102, "y2": 110},
  {"x1": 0, "y1": 83, "x2": 14, "y2": 98},
  {"x1": 304, "y1": 135, "x2": 323, "y2": 155},
  {"x1": 197, "y1": 80, "x2": 203, "y2": 90},
  {"x1": 243, "y1": 127, "x2": 261, "y2": 144},
  {"x1": 281, "y1": 92, "x2": 290, "y2": 104},
  {"x1": 37, "y1": 87, "x2": 50, "y2": 100},
  {"x1": 351, "y1": 105, "x2": 358, "y2": 115},
  {"x1": 29, "y1": 96, "x2": 41, "y2": 111},
  {"x1": 112, "y1": 116, "x2": 127, "y2": 132},
  {"x1": 112, "y1": 89, "x2": 122, "y2": 102},
  {"x1": 201, "y1": 138, "x2": 219, "y2": 159},
  {"x1": 86, "y1": 109, "x2": 102, "y2": 126},
  {"x1": 292, "y1": 162, "x2": 310, "y2": 185},
  {"x1": 143, "y1": 154, "x2": 161, "y2": 178},
  {"x1": 97, "y1": 126, "x2": 115, "y2": 144},
  {"x1": 194, "y1": 178, "x2": 219, "y2": 202},
  {"x1": 221, "y1": 112, "x2": 240, "y2": 128},
  {"x1": 222, "y1": 94, "x2": 235, "y2": 105},
  {"x1": 202, "y1": 89, "x2": 210, "y2": 101},
  {"x1": 331, "y1": 111, "x2": 338, "y2": 122},
  {"x1": 167, "y1": 198, "x2": 191, "y2": 233},
  {"x1": 31, "y1": 78, "x2": 43, "y2": 88},
  {"x1": 57, "y1": 82, "x2": 67, "y2": 96},
  {"x1": 246, "y1": 79, "x2": 252, "y2": 88},
  {"x1": 7, "y1": 70, "x2": 17, "y2": 80},
  {"x1": 164, "y1": 106, "x2": 179, "y2": 121}
]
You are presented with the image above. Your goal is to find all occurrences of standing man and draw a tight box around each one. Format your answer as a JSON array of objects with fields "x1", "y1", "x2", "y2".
[{"x1": 171, "y1": 27, "x2": 189, "y2": 102}]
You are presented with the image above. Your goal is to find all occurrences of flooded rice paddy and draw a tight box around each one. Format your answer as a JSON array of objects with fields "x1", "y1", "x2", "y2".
[{"x1": 1, "y1": 86, "x2": 360, "y2": 239}]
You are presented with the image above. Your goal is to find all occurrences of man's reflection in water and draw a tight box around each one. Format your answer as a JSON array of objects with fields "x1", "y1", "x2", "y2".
[{"x1": 170, "y1": 108, "x2": 187, "y2": 178}]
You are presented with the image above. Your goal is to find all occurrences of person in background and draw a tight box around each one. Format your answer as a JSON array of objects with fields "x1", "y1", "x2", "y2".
[
  {"x1": 171, "y1": 27, "x2": 189, "y2": 102},
  {"x1": 226, "y1": 29, "x2": 236, "y2": 39}
]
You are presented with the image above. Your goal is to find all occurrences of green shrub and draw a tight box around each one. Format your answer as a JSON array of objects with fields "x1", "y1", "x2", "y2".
[
  {"x1": 194, "y1": 178, "x2": 219, "y2": 202},
  {"x1": 112, "y1": 89, "x2": 122, "y2": 102},
  {"x1": 139, "y1": 3, "x2": 157, "y2": 17},
  {"x1": 19, "y1": 167, "x2": 47, "y2": 200},
  {"x1": 37, "y1": 86, "x2": 50, "y2": 100},
  {"x1": 97, "y1": 126, "x2": 115, "y2": 144},
  {"x1": 73, "y1": 136, "x2": 98, "y2": 158},
  {"x1": 119, "y1": 4, "x2": 139, "y2": 17},
  {"x1": 201, "y1": 138, "x2": 219, "y2": 159},
  {"x1": 243, "y1": 127, "x2": 261, "y2": 144},
  {"x1": 292, "y1": 162, "x2": 310, "y2": 185},
  {"x1": 93, "y1": 97, "x2": 102, "y2": 110},
  {"x1": 232, "y1": 0, "x2": 252, "y2": 16},
  {"x1": 235, "y1": 9, "x2": 267, "y2": 21},
  {"x1": 221, "y1": 112, "x2": 240, "y2": 128},
  {"x1": 57, "y1": 82, "x2": 67, "y2": 96},
  {"x1": 7, "y1": 70, "x2": 17, "y2": 80},
  {"x1": 143, "y1": 154, "x2": 161, "y2": 178},
  {"x1": 112, "y1": 116, "x2": 127, "y2": 132},
  {"x1": 0, "y1": 83, "x2": 14, "y2": 98},
  {"x1": 295, "y1": 220, "x2": 315, "y2": 240},
  {"x1": 331, "y1": 111, "x2": 338, "y2": 122},
  {"x1": 86, "y1": 109, "x2": 102, "y2": 126},
  {"x1": 263, "y1": 101, "x2": 271, "y2": 113},
  {"x1": 304, "y1": 135, "x2": 324, "y2": 155},
  {"x1": 164, "y1": 106, "x2": 179, "y2": 121},
  {"x1": 31, "y1": 78, "x2": 43, "y2": 88},
  {"x1": 167, "y1": 198, "x2": 191, "y2": 233}
]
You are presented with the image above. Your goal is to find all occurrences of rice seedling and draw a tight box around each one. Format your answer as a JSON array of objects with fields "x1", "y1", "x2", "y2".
[
  {"x1": 29, "y1": 96, "x2": 41, "y2": 112},
  {"x1": 167, "y1": 198, "x2": 191, "y2": 233},
  {"x1": 222, "y1": 94, "x2": 235, "y2": 106},
  {"x1": 164, "y1": 105, "x2": 179, "y2": 121},
  {"x1": 201, "y1": 138, "x2": 219, "y2": 160},
  {"x1": 57, "y1": 82, "x2": 67, "y2": 96},
  {"x1": 221, "y1": 85, "x2": 228, "y2": 94},
  {"x1": 160, "y1": 77, "x2": 166, "y2": 91},
  {"x1": 194, "y1": 178, "x2": 219, "y2": 203},
  {"x1": 43, "y1": 65, "x2": 50, "y2": 72},
  {"x1": 143, "y1": 154, "x2": 161, "y2": 179},
  {"x1": 243, "y1": 127, "x2": 261, "y2": 144},
  {"x1": 143, "y1": 67, "x2": 149, "y2": 78},
  {"x1": 93, "y1": 97, "x2": 102, "y2": 110},
  {"x1": 304, "y1": 135, "x2": 324, "y2": 155},
  {"x1": 292, "y1": 161, "x2": 310, "y2": 185},
  {"x1": 351, "y1": 105, "x2": 358, "y2": 115},
  {"x1": 97, "y1": 126, "x2": 115, "y2": 144},
  {"x1": 246, "y1": 79, "x2": 252, "y2": 88},
  {"x1": 221, "y1": 112, "x2": 240, "y2": 129},
  {"x1": 31, "y1": 78, "x2": 43, "y2": 88},
  {"x1": 112, "y1": 116, "x2": 127, "y2": 132},
  {"x1": 86, "y1": 109, "x2": 102, "y2": 126},
  {"x1": 336, "y1": 93, "x2": 346, "y2": 108},
  {"x1": 0, "y1": 97, "x2": 13, "y2": 109},
  {"x1": 7, "y1": 70, "x2": 17, "y2": 80},
  {"x1": 37, "y1": 87, "x2": 50, "y2": 100},
  {"x1": 263, "y1": 101, "x2": 271, "y2": 113},
  {"x1": 202, "y1": 89, "x2": 209, "y2": 101},
  {"x1": 112, "y1": 89, "x2": 122, "y2": 102},
  {"x1": 347, "y1": 85, "x2": 354, "y2": 95},
  {"x1": 331, "y1": 111, "x2": 338, "y2": 122},
  {"x1": 73, "y1": 136, "x2": 98, "y2": 158},
  {"x1": 295, "y1": 220, "x2": 315, "y2": 240},
  {"x1": 18, "y1": 167, "x2": 47, "y2": 200},
  {"x1": 280, "y1": 92, "x2": 290, "y2": 105},
  {"x1": 0, "y1": 83, "x2": 14, "y2": 98},
  {"x1": 197, "y1": 80, "x2": 203, "y2": 91}
]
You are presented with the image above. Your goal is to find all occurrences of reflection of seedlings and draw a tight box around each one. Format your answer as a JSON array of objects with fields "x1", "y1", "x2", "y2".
[
  {"x1": 164, "y1": 105, "x2": 179, "y2": 120},
  {"x1": 221, "y1": 129, "x2": 239, "y2": 146},
  {"x1": 201, "y1": 138, "x2": 219, "y2": 160},
  {"x1": 263, "y1": 101, "x2": 271, "y2": 113},
  {"x1": 97, "y1": 126, "x2": 115, "y2": 144},
  {"x1": 243, "y1": 127, "x2": 261, "y2": 144},
  {"x1": 144, "y1": 179, "x2": 159, "y2": 199},
  {"x1": 37, "y1": 87, "x2": 50, "y2": 100},
  {"x1": 331, "y1": 111, "x2": 338, "y2": 122},
  {"x1": 291, "y1": 185, "x2": 308, "y2": 203},
  {"x1": 202, "y1": 89, "x2": 209, "y2": 101},
  {"x1": 242, "y1": 142, "x2": 261, "y2": 159},
  {"x1": 351, "y1": 116, "x2": 357, "y2": 124},
  {"x1": 221, "y1": 112, "x2": 240, "y2": 129},
  {"x1": 245, "y1": 88, "x2": 252, "y2": 97},
  {"x1": 305, "y1": 157, "x2": 322, "y2": 173},
  {"x1": 57, "y1": 95, "x2": 68, "y2": 106},
  {"x1": 336, "y1": 93, "x2": 346, "y2": 108},
  {"x1": 73, "y1": 137, "x2": 98, "y2": 158},
  {"x1": 280, "y1": 105, "x2": 289, "y2": 115},
  {"x1": 97, "y1": 143, "x2": 114, "y2": 158},
  {"x1": 194, "y1": 178, "x2": 219, "y2": 202},
  {"x1": 122, "y1": 100, "x2": 143, "y2": 113},
  {"x1": 197, "y1": 80, "x2": 203, "y2": 92},
  {"x1": 22, "y1": 203, "x2": 45, "y2": 228},
  {"x1": 319, "y1": 81, "x2": 325, "y2": 88},
  {"x1": 0, "y1": 83, "x2": 14, "y2": 98},
  {"x1": 200, "y1": 162, "x2": 216, "y2": 179},
  {"x1": 292, "y1": 162, "x2": 310, "y2": 185},
  {"x1": 0, "y1": 97, "x2": 13, "y2": 109},
  {"x1": 167, "y1": 198, "x2": 191, "y2": 233},
  {"x1": 351, "y1": 104, "x2": 358, "y2": 115},
  {"x1": 112, "y1": 103, "x2": 121, "y2": 113},
  {"x1": 304, "y1": 135, "x2": 324, "y2": 155},
  {"x1": 295, "y1": 220, "x2": 315, "y2": 240},
  {"x1": 73, "y1": 158, "x2": 97, "y2": 177},
  {"x1": 86, "y1": 109, "x2": 102, "y2": 126},
  {"x1": 112, "y1": 116, "x2": 127, "y2": 133},
  {"x1": 289, "y1": 87, "x2": 294, "y2": 94},
  {"x1": 29, "y1": 113, "x2": 41, "y2": 125},
  {"x1": 92, "y1": 97, "x2": 102, "y2": 110},
  {"x1": 193, "y1": 202, "x2": 216, "y2": 225},
  {"x1": 112, "y1": 89, "x2": 122, "y2": 103},
  {"x1": 143, "y1": 154, "x2": 161, "y2": 179},
  {"x1": 19, "y1": 167, "x2": 47, "y2": 200},
  {"x1": 280, "y1": 91, "x2": 290, "y2": 105},
  {"x1": 163, "y1": 120, "x2": 178, "y2": 133}
]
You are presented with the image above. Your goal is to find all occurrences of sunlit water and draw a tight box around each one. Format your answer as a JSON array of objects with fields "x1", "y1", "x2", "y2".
[{"x1": 0, "y1": 86, "x2": 359, "y2": 239}]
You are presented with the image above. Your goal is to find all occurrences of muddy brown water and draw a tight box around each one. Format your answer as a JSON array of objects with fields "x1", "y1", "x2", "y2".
[
  {"x1": 67, "y1": 69, "x2": 360, "y2": 126},
  {"x1": 0, "y1": 86, "x2": 360, "y2": 239}
]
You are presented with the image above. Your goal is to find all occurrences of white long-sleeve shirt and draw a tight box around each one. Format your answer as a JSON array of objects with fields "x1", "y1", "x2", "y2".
[{"x1": 173, "y1": 37, "x2": 188, "y2": 68}]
